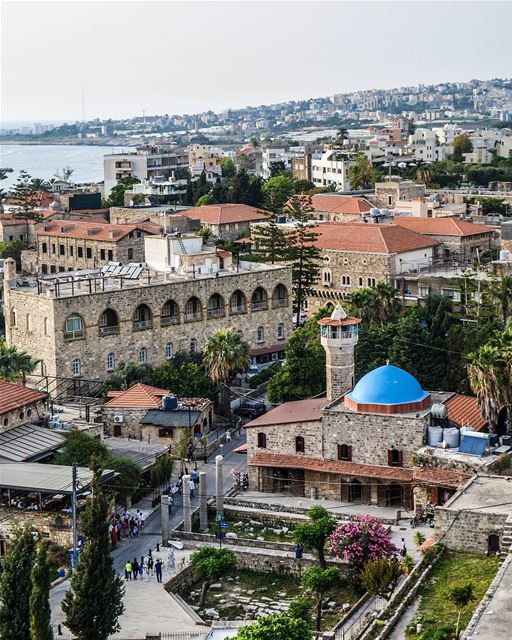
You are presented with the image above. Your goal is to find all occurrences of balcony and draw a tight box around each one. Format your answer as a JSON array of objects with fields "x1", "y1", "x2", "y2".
[
  {"x1": 184, "y1": 312, "x2": 201, "y2": 322},
  {"x1": 207, "y1": 307, "x2": 225, "y2": 319},
  {"x1": 272, "y1": 298, "x2": 288, "y2": 308},
  {"x1": 99, "y1": 325, "x2": 120, "y2": 337},
  {"x1": 133, "y1": 320, "x2": 152, "y2": 331},
  {"x1": 161, "y1": 315, "x2": 179, "y2": 327},
  {"x1": 251, "y1": 301, "x2": 268, "y2": 311},
  {"x1": 64, "y1": 329, "x2": 84, "y2": 340},
  {"x1": 230, "y1": 305, "x2": 246, "y2": 315}
]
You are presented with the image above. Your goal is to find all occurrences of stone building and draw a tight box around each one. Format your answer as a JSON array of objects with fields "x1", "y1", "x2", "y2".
[
  {"x1": 304, "y1": 223, "x2": 438, "y2": 315},
  {"x1": 0, "y1": 380, "x2": 47, "y2": 433},
  {"x1": 310, "y1": 194, "x2": 373, "y2": 222},
  {"x1": 20, "y1": 219, "x2": 156, "y2": 275},
  {"x1": 0, "y1": 215, "x2": 35, "y2": 245},
  {"x1": 181, "y1": 204, "x2": 269, "y2": 240},
  {"x1": 2, "y1": 240, "x2": 292, "y2": 385},
  {"x1": 109, "y1": 205, "x2": 199, "y2": 236},
  {"x1": 374, "y1": 179, "x2": 425, "y2": 208}
]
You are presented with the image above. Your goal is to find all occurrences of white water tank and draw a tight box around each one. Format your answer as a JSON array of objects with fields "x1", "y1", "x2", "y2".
[
  {"x1": 499, "y1": 249, "x2": 510, "y2": 261},
  {"x1": 443, "y1": 427, "x2": 460, "y2": 448},
  {"x1": 431, "y1": 403, "x2": 448, "y2": 419},
  {"x1": 428, "y1": 425, "x2": 443, "y2": 447}
]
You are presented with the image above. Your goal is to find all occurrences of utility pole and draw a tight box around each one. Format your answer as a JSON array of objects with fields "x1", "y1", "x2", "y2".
[{"x1": 71, "y1": 462, "x2": 78, "y2": 571}]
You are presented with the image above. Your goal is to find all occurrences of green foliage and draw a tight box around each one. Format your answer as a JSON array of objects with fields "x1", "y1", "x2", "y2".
[
  {"x1": 401, "y1": 554, "x2": 415, "y2": 575},
  {"x1": 190, "y1": 546, "x2": 237, "y2": 609},
  {"x1": 347, "y1": 154, "x2": 374, "y2": 189},
  {"x1": 359, "y1": 557, "x2": 402, "y2": 600},
  {"x1": 0, "y1": 526, "x2": 36, "y2": 640},
  {"x1": 106, "y1": 176, "x2": 140, "y2": 207},
  {"x1": 452, "y1": 133, "x2": 473, "y2": 162},
  {"x1": 196, "y1": 194, "x2": 215, "y2": 206},
  {"x1": 220, "y1": 157, "x2": 236, "y2": 178},
  {"x1": 293, "y1": 506, "x2": 336, "y2": 569},
  {"x1": 250, "y1": 211, "x2": 290, "y2": 264},
  {"x1": 263, "y1": 175, "x2": 295, "y2": 213},
  {"x1": 9, "y1": 170, "x2": 43, "y2": 247},
  {"x1": 293, "y1": 179, "x2": 315, "y2": 193},
  {"x1": 465, "y1": 195, "x2": 508, "y2": 215},
  {"x1": 29, "y1": 543, "x2": 53, "y2": 640},
  {"x1": 0, "y1": 339, "x2": 40, "y2": 382},
  {"x1": 301, "y1": 566, "x2": 340, "y2": 631},
  {"x1": 414, "y1": 531, "x2": 427, "y2": 547},
  {"x1": 228, "y1": 169, "x2": 264, "y2": 207},
  {"x1": 149, "y1": 455, "x2": 174, "y2": 488},
  {"x1": 101, "y1": 361, "x2": 155, "y2": 392},
  {"x1": 62, "y1": 471, "x2": 125, "y2": 640},
  {"x1": 269, "y1": 160, "x2": 289, "y2": 177},
  {"x1": 233, "y1": 613, "x2": 313, "y2": 640},
  {"x1": 288, "y1": 596, "x2": 311, "y2": 622},
  {"x1": 196, "y1": 225, "x2": 213, "y2": 242},
  {"x1": 248, "y1": 362, "x2": 281, "y2": 389},
  {"x1": 0, "y1": 240, "x2": 24, "y2": 269}
]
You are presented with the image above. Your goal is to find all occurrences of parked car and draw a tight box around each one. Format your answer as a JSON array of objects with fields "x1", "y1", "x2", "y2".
[
  {"x1": 235, "y1": 400, "x2": 267, "y2": 419},
  {"x1": 246, "y1": 365, "x2": 260, "y2": 380}
]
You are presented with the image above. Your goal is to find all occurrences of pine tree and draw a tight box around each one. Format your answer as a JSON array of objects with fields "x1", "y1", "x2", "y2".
[
  {"x1": 9, "y1": 170, "x2": 42, "y2": 248},
  {"x1": 251, "y1": 213, "x2": 290, "y2": 264},
  {"x1": 62, "y1": 467, "x2": 124, "y2": 640},
  {"x1": 29, "y1": 543, "x2": 53, "y2": 640},
  {"x1": 285, "y1": 194, "x2": 321, "y2": 326},
  {"x1": 0, "y1": 525, "x2": 36, "y2": 640}
]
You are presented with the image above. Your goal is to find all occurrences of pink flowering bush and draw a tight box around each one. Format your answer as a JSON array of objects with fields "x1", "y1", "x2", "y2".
[{"x1": 328, "y1": 515, "x2": 398, "y2": 575}]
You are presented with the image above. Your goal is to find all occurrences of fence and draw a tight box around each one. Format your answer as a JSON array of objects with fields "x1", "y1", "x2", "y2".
[{"x1": 57, "y1": 632, "x2": 207, "y2": 640}]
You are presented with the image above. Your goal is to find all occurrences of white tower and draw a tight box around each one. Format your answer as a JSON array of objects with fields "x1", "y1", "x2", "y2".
[{"x1": 318, "y1": 304, "x2": 361, "y2": 401}]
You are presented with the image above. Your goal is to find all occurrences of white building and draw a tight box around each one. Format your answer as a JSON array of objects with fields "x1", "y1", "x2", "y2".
[
  {"x1": 408, "y1": 128, "x2": 448, "y2": 162},
  {"x1": 311, "y1": 151, "x2": 353, "y2": 191}
]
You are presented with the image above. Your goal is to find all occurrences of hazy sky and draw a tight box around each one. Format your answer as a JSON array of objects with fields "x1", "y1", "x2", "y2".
[{"x1": 2, "y1": 0, "x2": 511, "y2": 122}]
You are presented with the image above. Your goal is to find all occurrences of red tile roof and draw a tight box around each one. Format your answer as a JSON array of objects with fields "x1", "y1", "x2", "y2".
[
  {"x1": 245, "y1": 398, "x2": 328, "y2": 428},
  {"x1": 0, "y1": 381, "x2": 47, "y2": 416},
  {"x1": 248, "y1": 452, "x2": 470, "y2": 489},
  {"x1": 444, "y1": 394, "x2": 488, "y2": 431},
  {"x1": 182, "y1": 204, "x2": 269, "y2": 225},
  {"x1": 104, "y1": 384, "x2": 169, "y2": 409},
  {"x1": 394, "y1": 217, "x2": 494, "y2": 237},
  {"x1": 311, "y1": 195, "x2": 373, "y2": 216},
  {"x1": 36, "y1": 220, "x2": 155, "y2": 243},
  {"x1": 4, "y1": 191, "x2": 54, "y2": 208},
  {"x1": 250, "y1": 342, "x2": 288, "y2": 357},
  {"x1": 311, "y1": 223, "x2": 438, "y2": 254},
  {"x1": 0, "y1": 215, "x2": 33, "y2": 227}
]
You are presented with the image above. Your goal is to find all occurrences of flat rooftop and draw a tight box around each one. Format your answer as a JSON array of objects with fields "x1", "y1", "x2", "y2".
[
  {"x1": 443, "y1": 475, "x2": 512, "y2": 515},
  {"x1": 0, "y1": 462, "x2": 116, "y2": 494}
]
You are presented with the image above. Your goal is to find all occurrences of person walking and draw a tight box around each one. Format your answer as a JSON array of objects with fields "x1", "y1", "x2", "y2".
[
  {"x1": 132, "y1": 557, "x2": 139, "y2": 580},
  {"x1": 146, "y1": 553, "x2": 154, "y2": 575},
  {"x1": 400, "y1": 538, "x2": 407, "y2": 557},
  {"x1": 189, "y1": 478, "x2": 195, "y2": 499},
  {"x1": 125, "y1": 560, "x2": 132, "y2": 580},
  {"x1": 155, "y1": 558, "x2": 163, "y2": 583},
  {"x1": 191, "y1": 468, "x2": 199, "y2": 487},
  {"x1": 295, "y1": 544, "x2": 303, "y2": 560},
  {"x1": 168, "y1": 494, "x2": 174, "y2": 515},
  {"x1": 138, "y1": 561, "x2": 144, "y2": 580}
]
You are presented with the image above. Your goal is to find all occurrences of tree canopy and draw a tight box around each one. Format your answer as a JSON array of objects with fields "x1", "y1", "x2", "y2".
[{"x1": 233, "y1": 614, "x2": 313, "y2": 640}]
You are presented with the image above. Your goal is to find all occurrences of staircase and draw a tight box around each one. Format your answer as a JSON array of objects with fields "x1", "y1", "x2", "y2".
[
  {"x1": 177, "y1": 237, "x2": 187, "y2": 254},
  {"x1": 501, "y1": 513, "x2": 512, "y2": 559}
]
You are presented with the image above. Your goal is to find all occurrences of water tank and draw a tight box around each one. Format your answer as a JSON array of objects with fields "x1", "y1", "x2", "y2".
[
  {"x1": 162, "y1": 395, "x2": 178, "y2": 411},
  {"x1": 381, "y1": 208, "x2": 390, "y2": 218},
  {"x1": 427, "y1": 425, "x2": 443, "y2": 447},
  {"x1": 460, "y1": 426, "x2": 474, "y2": 435},
  {"x1": 443, "y1": 427, "x2": 460, "y2": 448},
  {"x1": 277, "y1": 215, "x2": 287, "y2": 224},
  {"x1": 431, "y1": 403, "x2": 447, "y2": 419},
  {"x1": 499, "y1": 249, "x2": 510, "y2": 261},
  {"x1": 370, "y1": 207, "x2": 381, "y2": 217}
]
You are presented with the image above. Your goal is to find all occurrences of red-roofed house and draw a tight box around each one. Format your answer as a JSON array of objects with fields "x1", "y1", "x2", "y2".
[
  {"x1": 311, "y1": 194, "x2": 373, "y2": 222},
  {"x1": 182, "y1": 204, "x2": 269, "y2": 240},
  {"x1": 0, "y1": 380, "x2": 47, "y2": 432}
]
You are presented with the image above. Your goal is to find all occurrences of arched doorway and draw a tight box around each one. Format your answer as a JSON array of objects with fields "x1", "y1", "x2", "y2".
[
  {"x1": 348, "y1": 480, "x2": 362, "y2": 503},
  {"x1": 488, "y1": 534, "x2": 500, "y2": 556},
  {"x1": 386, "y1": 484, "x2": 403, "y2": 507}
]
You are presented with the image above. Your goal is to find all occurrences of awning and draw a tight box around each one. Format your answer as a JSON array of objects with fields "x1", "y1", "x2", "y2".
[{"x1": 0, "y1": 424, "x2": 65, "y2": 462}]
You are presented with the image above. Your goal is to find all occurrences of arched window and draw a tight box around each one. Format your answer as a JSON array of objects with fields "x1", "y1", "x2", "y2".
[
  {"x1": 341, "y1": 275, "x2": 351, "y2": 286},
  {"x1": 207, "y1": 293, "x2": 225, "y2": 319},
  {"x1": 64, "y1": 314, "x2": 84, "y2": 340},
  {"x1": 257, "y1": 432, "x2": 267, "y2": 448},
  {"x1": 295, "y1": 436, "x2": 305, "y2": 453},
  {"x1": 43, "y1": 317, "x2": 49, "y2": 336},
  {"x1": 106, "y1": 352, "x2": 115, "y2": 371},
  {"x1": 139, "y1": 347, "x2": 148, "y2": 363},
  {"x1": 11, "y1": 309, "x2": 17, "y2": 327},
  {"x1": 272, "y1": 284, "x2": 288, "y2": 308},
  {"x1": 99, "y1": 308, "x2": 119, "y2": 336},
  {"x1": 185, "y1": 297, "x2": 202, "y2": 321},
  {"x1": 367, "y1": 277, "x2": 376, "y2": 287},
  {"x1": 161, "y1": 300, "x2": 179, "y2": 326},
  {"x1": 277, "y1": 322, "x2": 285, "y2": 340},
  {"x1": 358, "y1": 277, "x2": 364, "y2": 288},
  {"x1": 165, "y1": 342, "x2": 174, "y2": 360},
  {"x1": 322, "y1": 269, "x2": 332, "y2": 284},
  {"x1": 230, "y1": 290, "x2": 246, "y2": 315},
  {"x1": 133, "y1": 304, "x2": 152, "y2": 331},
  {"x1": 337, "y1": 444, "x2": 352, "y2": 461},
  {"x1": 26, "y1": 314, "x2": 32, "y2": 331},
  {"x1": 387, "y1": 449, "x2": 403, "y2": 467},
  {"x1": 72, "y1": 358, "x2": 81, "y2": 376},
  {"x1": 190, "y1": 338, "x2": 197, "y2": 354},
  {"x1": 251, "y1": 287, "x2": 268, "y2": 311},
  {"x1": 257, "y1": 326, "x2": 265, "y2": 343}
]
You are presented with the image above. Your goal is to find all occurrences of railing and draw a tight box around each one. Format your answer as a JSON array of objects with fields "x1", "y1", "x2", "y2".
[
  {"x1": 63, "y1": 329, "x2": 83, "y2": 340},
  {"x1": 230, "y1": 304, "x2": 246, "y2": 315},
  {"x1": 251, "y1": 300, "x2": 268, "y2": 311},
  {"x1": 98, "y1": 325, "x2": 119, "y2": 336},
  {"x1": 132, "y1": 319, "x2": 152, "y2": 331},
  {"x1": 207, "y1": 307, "x2": 225, "y2": 318},
  {"x1": 272, "y1": 298, "x2": 288, "y2": 308},
  {"x1": 184, "y1": 311, "x2": 201, "y2": 322},
  {"x1": 161, "y1": 315, "x2": 179, "y2": 326}
]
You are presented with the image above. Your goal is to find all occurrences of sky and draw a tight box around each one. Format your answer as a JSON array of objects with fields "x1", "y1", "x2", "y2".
[{"x1": 2, "y1": 0, "x2": 512, "y2": 123}]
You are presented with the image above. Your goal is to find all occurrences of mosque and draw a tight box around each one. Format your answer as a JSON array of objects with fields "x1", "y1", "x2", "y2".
[{"x1": 245, "y1": 305, "x2": 506, "y2": 513}]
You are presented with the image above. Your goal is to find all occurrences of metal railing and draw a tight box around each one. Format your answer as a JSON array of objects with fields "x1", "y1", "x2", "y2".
[
  {"x1": 207, "y1": 307, "x2": 225, "y2": 318},
  {"x1": 133, "y1": 319, "x2": 152, "y2": 331},
  {"x1": 272, "y1": 298, "x2": 288, "y2": 308},
  {"x1": 63, "y1": 329, "x2": 84, "y2": 340},
  {"x1": 230, "y1": 304, "x2": 246, "y2": 315},
  {"x1": 184, "y1": 311, "x2": 201, "y2": 321},
  {"x1": 98, "y1": 325, "x2": 119, "y2": 336},
  {"x1": 251, "y1": 300, "x2": 268, "y2": 311},
  {"x1": 161, "y1": 315, "x2": 180, "y2": 326}
]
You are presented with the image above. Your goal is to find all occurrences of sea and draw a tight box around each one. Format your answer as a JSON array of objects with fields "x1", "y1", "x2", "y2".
[{"x1": 0, "y1": 144, "x2": 135, "y2": 189}]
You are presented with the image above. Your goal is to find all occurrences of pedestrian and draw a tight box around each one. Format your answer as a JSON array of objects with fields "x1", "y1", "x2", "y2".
[
  {"x1": 146, "y1": 553, "x2": 154, "y2": 575},
  {"x1": 155, "y1": 558, "x2": 163, "y2": 583},
  {"x1": 177, "y1": 477, "x2": 183, "y2": 494},
  {"x1": 191, "y1": 468, "x2": 199, "y2": 487},
  {"x1": 225, "y1": 430, "x2": 231, "y2": 443},
  {"x1": 140, "y1": 555, "x2": 144, "y2": 567},
  {"x1": 295, "y1": 543, "x2": 303, "y2": 560},
  {"x1": 138, "y1": 562, "x2": 144, "y2": 580},
  {"x1": 132, "y1": 558, "x2": 139, "y2": 580},
  {"x1": 133, "y1": 524, "x2": 139, "y2": 537},
  {"x1": 125, "y1": 560, "x2": 132, "y2": 580},
  {"x1": 168, "y1": 494, "x2": 174, "y2": 515},
  {"x1": 400, "y1": 538, "x2": 407, "y2": 557},
  {"x1": 189, "y1": 478, "x2": 195, "y2": 499},
  {"x1": 138, "y1": 510, "x2": 145, "y2": 528},
  {"x1": 121, "y1": 520, "x2": 127, "y2": 537}
]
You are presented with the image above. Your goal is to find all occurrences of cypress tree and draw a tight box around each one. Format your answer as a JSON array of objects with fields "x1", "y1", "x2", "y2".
[
  {"x1": 285, "y1": 194, "x2": 321, "y2": 326},
  {"x1": 29, "y1": 543, "x2": 53, "y2": 640},
  {"x1": 62, "y1": 467, "x2": 124, "y2": 640},
  {"x1": 0, "y1": 525, "x2": 36, "y2": 640}
]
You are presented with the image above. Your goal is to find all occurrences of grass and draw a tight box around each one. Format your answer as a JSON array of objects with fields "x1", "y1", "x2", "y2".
[{"x1": 406, "y1": 551, "x2": 499, "y2": 638}]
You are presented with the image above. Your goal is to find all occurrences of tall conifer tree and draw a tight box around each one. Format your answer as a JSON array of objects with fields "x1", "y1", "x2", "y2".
[{"x1": 29, "y1": 543, "x2": 53, "y2": 640}]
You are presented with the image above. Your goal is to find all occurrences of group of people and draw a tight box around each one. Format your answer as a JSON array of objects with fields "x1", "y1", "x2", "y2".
[
  {"x1": 124, "y1": 549, "x2": 164, "y2": 583},
  {"x1": 110, "y1": 510, "x2": 146, "y2": 545},
  {"x1": 231, "y1": 469, "x2": 249, "y2": 491}
]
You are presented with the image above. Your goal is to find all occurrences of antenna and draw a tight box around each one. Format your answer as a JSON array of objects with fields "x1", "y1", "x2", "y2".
[
  {"x1": 81, "y1": 84, "x2": 86, "y2": 122},
  {"x1": 143, "y1": 109, "x2": 146, "y2": 125}
]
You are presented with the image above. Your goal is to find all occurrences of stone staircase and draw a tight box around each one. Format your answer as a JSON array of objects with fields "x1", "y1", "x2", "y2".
[{"x1": 501, "y1": 513, "x2": 512, "y2": 558}]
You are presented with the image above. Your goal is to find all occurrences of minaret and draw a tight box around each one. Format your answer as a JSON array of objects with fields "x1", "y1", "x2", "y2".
[{"x1": 318, "y1": 304, "x2": 361, "y2": 401}]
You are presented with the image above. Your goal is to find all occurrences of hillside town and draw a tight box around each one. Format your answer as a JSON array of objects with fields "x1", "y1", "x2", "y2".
[{"x1": 1, "y1": 3, "x2": 512, "y2": 640}]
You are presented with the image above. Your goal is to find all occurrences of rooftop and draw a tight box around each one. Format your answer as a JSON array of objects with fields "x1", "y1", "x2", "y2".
[
  {"x1": 444, "y1": 394, "x2": 488, "y2": 431},
  {"x1": 0, "y1": 381, "x2": 47, "y2": 415},
  {"x1": 182, "y1": 204, "x2": 269, "y2": 225},
  {"x1": 311, "y1": 194, "x2": 373, "y2": 215},
  {"x1": 394, "y1": 216, "x2": 494, "y2": 237},
  {"x1": 442, "y1": 475, "x2": 512, "y2": 514},
  {"x1": 36, "y1": 219, "x2": 154, "y2": 242},
  {"x1": 310, "y1": 223, "x2": 438, "y2": 254},
  {"x1": 244, "y1": 398, "x2": 329, "y2": 428},
  {"x1": 0, "y1": 462, "x2": 116, "y2": 494},
  {"x1": 0, "y1": 424, "x2": 65, "y2": 463},
  {"x1": 105, "y1": 383, "x2": 211, "y2": 411}
]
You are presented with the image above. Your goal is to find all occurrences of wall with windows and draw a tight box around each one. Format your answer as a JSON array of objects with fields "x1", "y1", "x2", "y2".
[
  {"x1": 1, "y1": 398, "x2": 47, "y2": 433},
  {"x1": 246, "y1": 419, "x2": 323, "y2": 460}
]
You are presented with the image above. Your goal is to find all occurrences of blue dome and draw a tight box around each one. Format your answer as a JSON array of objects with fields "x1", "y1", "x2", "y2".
[{"x1": 346, "y1": 365, "x2": 429, "y2": 406}]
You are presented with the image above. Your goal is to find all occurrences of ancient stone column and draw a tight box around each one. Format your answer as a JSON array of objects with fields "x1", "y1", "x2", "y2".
[
  {"x1": 215, "y1": 455, "x2": 224, "y2": 518},
  {"x1": 161, "y1": 494, "x2": 170, "y2": 546},
  {"x1": 182, "y1": 474, "x2": 192, "y2": 533},
  {"x1": 199, "y1": 471, "x2": 208, "y2": 532}
]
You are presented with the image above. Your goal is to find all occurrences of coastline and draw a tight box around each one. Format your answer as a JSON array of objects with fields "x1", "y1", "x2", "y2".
[{"x1": 0, "y1": 138, "x2": 132, "y2": 147}]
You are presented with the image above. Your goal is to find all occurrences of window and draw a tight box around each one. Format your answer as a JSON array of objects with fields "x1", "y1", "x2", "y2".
[
  {"x1": 207, "y1": 293, "x2": 225, "y2": 318},
  {"x1": 230, "y1": 290, "x2": 246, "y2": 315},
  {"x1": 251, "y1": 287, "x2": 268, "y2": 311},
  {"x1": 77, "y1": 247, "x2": 83, "y2": 258},
  {"x1": 257, "y1": 432, "x2": 267, "y2": 448},
  {"x1": 11, "y1": 310, "x2": 17, "y2": 327},
  {"x1": 322, "y1": 269, "x2": 332, "y2": 284},
  {"x1": 185, "y1": 297, "x2": 201, "y2": 321},
  {"x1": 43, "y1": 317, "x2": 49, "y2": 335},
  {"x1": 341, "y1": 275, "x2": 351, "y2": 286},
  {"x1": 42, "y1": 242, "x2": 47, "y2": 254},
  {"x1": 72, "y1": 358, "x2": 81, "y2": 376},
  {"x1": 100, "y1": 249, "x2": 106, "y2": 260},
  {"x1": 337, "y1": 444, "x2": 352, "y2": 461},
  {"x1": 51, "y1": 244, "x2": 56, "y2": 254},
  {"x1": 86, "y1": 247, "x2": 92, "y2": 259},
  {"x1": 69, "y1": 246, "x2": 74, "y2": 257},
  {"x1": 59, "y1": 244, "x2": 65, "y2": 256},
  {"x1": 388, "y1": 449, "x2": 403, "y2": 467},
  {"x1": 272, "y1": 284, "x2": 288, "y2": 308},
  {"x1": 99, "y1": 308, "x2": 119, "y2": 336},
  {"x1": 358, "y1": 277, "x2": 364, "y2": 288},
  {"x1": 133, "y1": 304, "x2": 152, "y2": 331},
  {"x1": 128, "y1": 248, "x2": 133, "y2": 260},
  {"x1": 190, "y1": 338, "x2": 197, "y2": 354},
  {"x1": 139, "y1": 347, "x2": 148, "y2": 363},
  {"x1": 41, "y1": 264, "x2": 48, "y2": 274},
  {"x1": 367, "y1": 278, "x2": 376, "y2": 287},
  {"x1": 295, "y1": 436, "x2": 305, "y2": 453},
  {"x1": 50, "y1": 265, "x2": 56, "y2": 274},
  {"x1": 106, "y1": 352, "x2": 115, "y2": 371},
  {"x1": 165, "y1": 342, "x2": 174, "y2": 360},
  {"x1": 108, "y1": 250, "x2": 113, "y2": 261},
  {"x1": 64, "y1": 314, "x2": 84, "y2": 339},
  {"x1": 26, "y1": 314, "x2": 32, "y2": 331},
  {"x1": 257, "y1": 326, "x2": 265, "y2": 343},
  {"x1": 277, "y1": 322, "x2": 285, "y2": 340}
]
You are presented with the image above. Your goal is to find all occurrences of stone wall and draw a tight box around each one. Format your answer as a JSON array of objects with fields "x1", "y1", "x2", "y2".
[
  {"x1": 435, "y1": 507, "x2": 508, "y2": 554},
  {"x1": 1, "y1": 398, "x2": 47, "y2": 433},
  {"x1": 103, "y1": 407, "x2": 147, "y2": 438},
  {"x1": 246, "y1": 419, "x2": 323, "y2": 460},
  {"x1": 0, "y1": 510, "x2": 73, "y2": 548}
]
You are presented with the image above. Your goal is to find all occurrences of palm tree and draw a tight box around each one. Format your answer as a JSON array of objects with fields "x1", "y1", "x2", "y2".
[
  {"x1": 495, "y1": 328, "x2": 512, "y2": 434},
  {"x1": 203, "y1": 330, "x2": 251, "y2": 416},
  {"x1": 333, "y1": 127, "x2": 348, "y2": 147},
  {"x1": 0, "y1": 340, "x2": 40, "y2": 383},
  {"x1": 346, "y1": 288, "x2": 381, "y2": 325},
  {"x1": 468, "y1": 345, "x2": 503, "y2": 436},
  {"x1": 486, "y1": 274, "x2": 512, "y2": 325},
  {"x1": 31, "y1": 178, "x2": 52, "y2": 193},
  {"x1": 374, "y1": 282, "x2": 401, "y2": 325}
]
